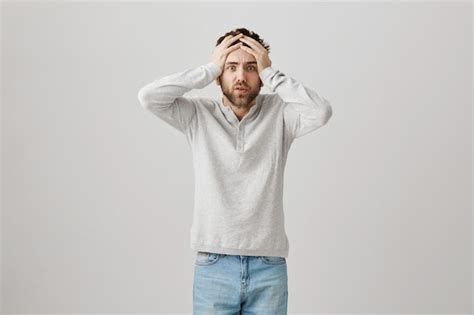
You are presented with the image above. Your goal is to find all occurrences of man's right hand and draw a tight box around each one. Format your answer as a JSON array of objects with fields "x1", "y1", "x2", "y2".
[{"x1": 209, "y1": 33, "x2": 244, "y2": 73}]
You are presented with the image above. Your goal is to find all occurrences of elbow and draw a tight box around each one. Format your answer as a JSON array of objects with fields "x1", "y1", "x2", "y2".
[
  {"x1": 320, "y1": 98, "x2": 333, "y2": 125},
  {"x1": 137, "y1": 87, "x2": 151, "y2": 109}
]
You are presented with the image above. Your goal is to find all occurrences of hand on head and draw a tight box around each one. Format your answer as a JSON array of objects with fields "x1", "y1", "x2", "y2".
[
  {"x1": 210, "y1": 33, "x2": 244, "y2": 73},
  {"x1": 210, "y1": 33, "x2": 272, "y2": 74}
]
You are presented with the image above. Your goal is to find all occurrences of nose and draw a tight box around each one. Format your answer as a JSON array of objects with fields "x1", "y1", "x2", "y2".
[{"x1": 235, "y1": 67, "x2": 247, "y2": 81}]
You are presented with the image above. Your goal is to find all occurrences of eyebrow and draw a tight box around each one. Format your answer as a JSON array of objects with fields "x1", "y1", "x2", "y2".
[{"x1": 225, "y1": 61, "x2": 258, "y2": 65}]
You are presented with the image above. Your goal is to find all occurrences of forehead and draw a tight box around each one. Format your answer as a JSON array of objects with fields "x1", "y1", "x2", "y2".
[{"x1": 225, "y1": 49, "x2": 256, "y2": 64}]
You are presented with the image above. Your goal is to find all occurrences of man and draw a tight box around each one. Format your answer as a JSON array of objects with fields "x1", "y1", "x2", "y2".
[{"x1": 137, "y1": 28, "x2": 332, "y2": 314}]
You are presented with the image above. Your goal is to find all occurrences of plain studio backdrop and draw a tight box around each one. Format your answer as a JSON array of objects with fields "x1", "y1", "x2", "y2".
[{"x1": 1, "y1": 1, "x2": 472, "y2": 314}]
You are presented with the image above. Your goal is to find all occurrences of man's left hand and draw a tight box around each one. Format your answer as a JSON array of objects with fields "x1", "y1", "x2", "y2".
[{"x1": 238, "y1": 35, "x2": 272, "y2": 74}]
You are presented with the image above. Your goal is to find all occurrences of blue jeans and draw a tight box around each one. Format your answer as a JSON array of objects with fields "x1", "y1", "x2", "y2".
[{"x1": 193, "y1": 251, "x2": 288, "y2": 314}]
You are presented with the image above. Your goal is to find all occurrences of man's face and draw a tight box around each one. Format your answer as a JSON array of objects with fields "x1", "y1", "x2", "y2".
[{"x1": 216, "y1": 48, "x2": 262, "y2": 108}]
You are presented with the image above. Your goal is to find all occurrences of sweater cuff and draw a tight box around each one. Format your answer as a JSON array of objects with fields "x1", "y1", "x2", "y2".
[
  {"x1": 206, "y1": 62, "x2": 223, "y2": 77},
  {"x1": 259, "y1": 66, "x2": 276, "y2": 82}
]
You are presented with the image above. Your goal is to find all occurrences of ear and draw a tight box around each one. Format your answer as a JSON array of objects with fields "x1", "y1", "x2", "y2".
[{"x1": 215, "y1": 77, "x2": 221, "y2": 86}]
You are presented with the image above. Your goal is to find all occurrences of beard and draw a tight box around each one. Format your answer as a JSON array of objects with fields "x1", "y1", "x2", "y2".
[{"x1": 222, "y1": 85, "x2": 260, "y2": 109}]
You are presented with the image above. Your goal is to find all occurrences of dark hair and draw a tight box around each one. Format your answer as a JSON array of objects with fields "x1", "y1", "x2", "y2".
[{"x1": 215, "y1": 27, "x2": 270, "y2": 54}]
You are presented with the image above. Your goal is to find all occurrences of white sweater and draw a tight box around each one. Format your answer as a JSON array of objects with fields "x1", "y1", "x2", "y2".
[{"x1": 137, "y1": 62, "x2": 332, "y2": 257}]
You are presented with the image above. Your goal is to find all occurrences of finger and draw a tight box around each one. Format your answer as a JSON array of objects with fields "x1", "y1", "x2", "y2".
[
  {"x1": 239, "y1": 36, "x2": 263, "y2": 52},
  {"x1": 239, "y1": 44, "x2": 256, "y2": 57},
  {"x1": 240, "y1": 35, "x2": 260, "y2": 45},
  {"x1": 223, "y1": 33, "x2": 244, "y2": 46},
  {"x1": 239, "y1": 37, "x2": 261, "y2": 51},
  {"x1": 220, "y1": 35, "x2": 231, "y2": 46},
  {"x1": 225, "y1": 42, "x2": 243, "y2": 52}
]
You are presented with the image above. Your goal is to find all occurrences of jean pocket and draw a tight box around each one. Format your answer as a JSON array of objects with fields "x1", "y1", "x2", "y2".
[
  {"x1": 259, "y1": 255, "x2": 286, "y2": 265},
  {"x1": 195, "y1": 251, "x2": 222, "y2": 266}
]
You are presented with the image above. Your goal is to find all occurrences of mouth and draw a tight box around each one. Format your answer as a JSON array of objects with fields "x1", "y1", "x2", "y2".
[{"x1": 235, "y1": 87, "x2": 248, "y2": 92}]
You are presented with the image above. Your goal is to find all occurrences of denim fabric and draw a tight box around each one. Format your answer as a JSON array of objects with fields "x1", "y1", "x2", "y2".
[{"x1": 193, "y1": 251, "x2": 288, "y2": 314}]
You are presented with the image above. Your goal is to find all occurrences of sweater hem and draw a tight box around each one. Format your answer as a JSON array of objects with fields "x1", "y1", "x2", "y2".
[{"x1": 191, "y1": 243, "x2": 289, "y2": 258}]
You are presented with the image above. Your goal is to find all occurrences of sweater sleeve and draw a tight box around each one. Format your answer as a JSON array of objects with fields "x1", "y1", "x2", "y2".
[
  {"x1": 137, "y1": 62, "x2": 222, "y2": 134},
  {"x1": 259, "y1": 66, "x2": 333, "y2": 139}
]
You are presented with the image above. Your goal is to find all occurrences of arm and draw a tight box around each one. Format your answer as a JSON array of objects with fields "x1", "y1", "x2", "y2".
[
  {"x1": 137, "y1": 62, "x2": 222, "y2": 134},
  {"x1": 259, "y1": 66, "x2": 333, "y2": 139}
]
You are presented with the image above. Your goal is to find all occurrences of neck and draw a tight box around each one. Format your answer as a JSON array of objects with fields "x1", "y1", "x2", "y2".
[{"x1": 222, "y1": 97, "x2": 257, "y2": 121}]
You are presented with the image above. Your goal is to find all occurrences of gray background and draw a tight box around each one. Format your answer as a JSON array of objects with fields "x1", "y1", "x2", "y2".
[{"x1": 1, "y1": 1, "x2": 472, "y2": 313}]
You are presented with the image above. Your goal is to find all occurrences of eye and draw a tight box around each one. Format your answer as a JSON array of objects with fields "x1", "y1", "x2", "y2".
[{"x1": 248, "y1": 66, "x2": 255, "y2": 70}]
